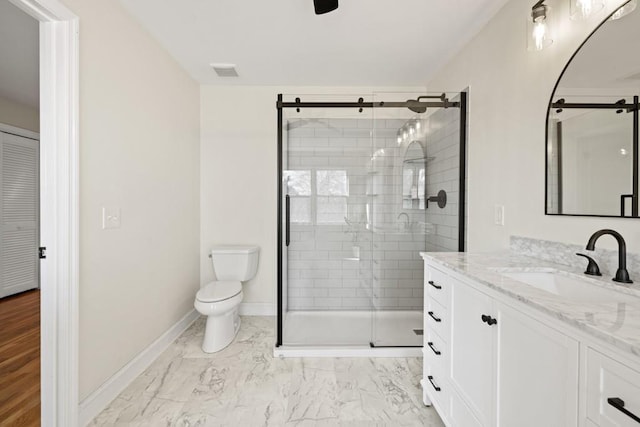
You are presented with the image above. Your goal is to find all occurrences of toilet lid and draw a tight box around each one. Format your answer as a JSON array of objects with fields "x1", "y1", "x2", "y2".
[{"x1": 196, "y1": 281, "x2": 242, "y2": 302}]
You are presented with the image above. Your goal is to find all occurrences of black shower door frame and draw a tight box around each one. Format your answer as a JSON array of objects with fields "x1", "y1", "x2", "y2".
[{"x1": 275, "y1": 92, "x2": 468, "y2": 347}]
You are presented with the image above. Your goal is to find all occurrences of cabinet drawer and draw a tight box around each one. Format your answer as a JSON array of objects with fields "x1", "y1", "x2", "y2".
[
  {"x1": 425, "y1": 264, "x2": 451, "y2": 307},
  {"x1": 425, "y1": 297, "x2": 449, "y2": 342},
  {"x1": 424, "y1": 329, "x2": 448, "y2": 372},
  {"x1": 422, "y1": 364, "x2": 450, "y2": 422},
  {"x1": 587, "y1": 348, "x2": 640, "y2": 426}
]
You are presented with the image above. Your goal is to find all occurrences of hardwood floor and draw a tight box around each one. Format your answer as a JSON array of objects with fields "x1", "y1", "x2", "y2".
[{"x1": 0, "y1": 290, "x2": 40, "y2": 427}]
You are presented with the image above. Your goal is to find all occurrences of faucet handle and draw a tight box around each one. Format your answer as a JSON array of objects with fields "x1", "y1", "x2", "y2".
[{"x1": 576, "y1": 253, "x2": 602, "y2": 277}]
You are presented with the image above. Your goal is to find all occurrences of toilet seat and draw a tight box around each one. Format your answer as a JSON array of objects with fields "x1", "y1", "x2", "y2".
[{"x1": 196, "y1": 281, "x2": 242, "y2": 303}]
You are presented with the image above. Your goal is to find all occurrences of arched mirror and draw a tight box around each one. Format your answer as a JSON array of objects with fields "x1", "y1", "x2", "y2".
[{"x1": 546, "y1": 0, "x2": 639, "y2": 217}]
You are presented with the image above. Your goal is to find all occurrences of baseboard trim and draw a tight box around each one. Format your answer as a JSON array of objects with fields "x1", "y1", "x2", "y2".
[
  {"x1": 78, "y1": 309, "x2": 200, "y2": 425},
  {"x1": 239, "y1": 302, "x2": 275, "y2": 316}
]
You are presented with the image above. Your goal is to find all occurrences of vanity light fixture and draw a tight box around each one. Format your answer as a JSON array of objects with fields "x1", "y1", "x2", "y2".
[
  {"x1": 570, "y1": 0, "x2": 604, "y2": 20},
  {"x1": 610, "y1": 0, "x2": 637, "y2": 20},
  {"x1": 528, "y1": 1, "x2": 554, "y2": 51}
]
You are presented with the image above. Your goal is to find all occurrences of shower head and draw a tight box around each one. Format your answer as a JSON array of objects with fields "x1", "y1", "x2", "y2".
[
  {"x1": 407, "y1": 100, "x2": 427, "y2": 114},
  {"x1": 405, "y1": 93, "x2": 448, "y2": 114}
]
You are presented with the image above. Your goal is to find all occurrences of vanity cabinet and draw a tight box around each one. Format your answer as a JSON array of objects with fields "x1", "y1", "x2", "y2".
[{"x1": 424, "y1": 262, "x2": 580, "y2": 426}]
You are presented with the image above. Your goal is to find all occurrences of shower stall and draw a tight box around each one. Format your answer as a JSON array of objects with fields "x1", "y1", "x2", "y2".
[{"x1": 275, "y1": 92, "x2": 467, "y2": 355}]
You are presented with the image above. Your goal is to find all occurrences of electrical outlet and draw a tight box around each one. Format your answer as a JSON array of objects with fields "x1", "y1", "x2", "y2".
[
  {"x1": 102, "y1": 207, "x2": 121, "y2": 229},
  {"x1": 494, "y1": 205, "x2": 505, "y2": 226}
]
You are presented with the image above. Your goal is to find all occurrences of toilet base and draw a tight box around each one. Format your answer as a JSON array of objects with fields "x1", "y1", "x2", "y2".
[{"x1": 202, "y1": 305, "x2": 241, "y2": 353}]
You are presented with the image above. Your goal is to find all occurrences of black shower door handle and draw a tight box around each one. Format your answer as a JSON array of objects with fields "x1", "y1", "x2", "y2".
[{"x1": 285, "y1": 195, "x2": 290, "y2": 247}]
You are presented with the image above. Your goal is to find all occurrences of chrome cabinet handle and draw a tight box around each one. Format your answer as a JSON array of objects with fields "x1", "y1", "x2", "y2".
[{"x1": 608, "y1": 397, "x2": 640, "y2": 423}]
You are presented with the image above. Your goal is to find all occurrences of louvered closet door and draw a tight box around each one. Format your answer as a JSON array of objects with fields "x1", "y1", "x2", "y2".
[{"x1": 0, "y1": 132, "x2": 39, "y2": 299}]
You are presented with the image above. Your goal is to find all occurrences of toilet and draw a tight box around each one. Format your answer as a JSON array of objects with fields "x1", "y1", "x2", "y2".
[{"x1": 194, "y1": 245, "x2": 259, "y2": 353}]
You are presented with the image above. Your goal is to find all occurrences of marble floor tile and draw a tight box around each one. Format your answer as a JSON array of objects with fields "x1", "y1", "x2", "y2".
[{"x1": 91, "y1": 316, "x2": 444, "y2": 427}]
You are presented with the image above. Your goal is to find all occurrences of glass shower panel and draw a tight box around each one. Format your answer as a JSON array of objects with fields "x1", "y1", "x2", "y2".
[
  {"x1": 281, "y1": 98, "x2": 375, "y2": 346},
  {"x1": 369, "y1": 92, "x2": 464, "y2": 347}
]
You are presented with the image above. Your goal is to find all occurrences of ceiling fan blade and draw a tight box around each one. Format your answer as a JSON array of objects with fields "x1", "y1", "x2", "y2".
[{"x1": 314, "y1": 0, "x2": 338, "y2": 15}]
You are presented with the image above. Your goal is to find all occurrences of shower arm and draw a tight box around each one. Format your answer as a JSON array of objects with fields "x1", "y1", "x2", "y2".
[{"x1": 416, "y1": 93, "x2": 448, "y2": 102}]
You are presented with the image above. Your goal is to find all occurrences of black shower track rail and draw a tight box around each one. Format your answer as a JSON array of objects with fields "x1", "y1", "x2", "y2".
[{"x1": 277, "y1": 100, "x2": 460, "y2": 109}]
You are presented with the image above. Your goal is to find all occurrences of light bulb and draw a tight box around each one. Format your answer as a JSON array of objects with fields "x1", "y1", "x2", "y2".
[
  {"x1": 529, "y1": 3, "x2": 553, "y2": 51},
  {"x1": 409, "y1": 126, "x2": 415, "y2": 135},
  {"x1": 397, "y1": 136, "x2": 402, "y2": 144},
  {"x1": 533, "y1": 20, "x2": 547, "y2": 51},
  {"x1": 415, "y1": 121, "x2": 421, "y2": 130},
  {"x1": 403, "y1": 131, "x2": 408, "y2": 139}
]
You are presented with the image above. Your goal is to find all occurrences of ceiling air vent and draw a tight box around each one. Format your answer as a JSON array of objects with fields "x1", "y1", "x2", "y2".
[{"x1": 210, "y1": 63, "x2": 239, "y2": 77}]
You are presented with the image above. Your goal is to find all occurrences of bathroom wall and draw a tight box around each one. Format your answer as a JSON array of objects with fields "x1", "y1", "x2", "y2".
[
  {"x1": 285, "y1": 117, "x2": 425, "y2": 310},
  {"x1": 0, "y1": 96, "x2": 38, "y2": 133},
  {"x1": 59, "y1": 0, "x2": 201, "y2": 400},
  {"x1": 427, "y1": 0, "x2": 639, "y2": 253},
  {"x1": 200, "y1": 86, "x2": 426, "y2": 308}
]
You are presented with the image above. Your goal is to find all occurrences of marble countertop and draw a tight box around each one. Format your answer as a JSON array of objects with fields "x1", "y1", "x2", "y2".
[{"x1": 420, "y1": 251, "x2": 640, "y2": 359}]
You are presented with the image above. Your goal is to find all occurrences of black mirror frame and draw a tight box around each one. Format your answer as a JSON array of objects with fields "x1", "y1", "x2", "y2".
[{"x1": 544, "y1": 0, "x2": 640, "y2": 219}]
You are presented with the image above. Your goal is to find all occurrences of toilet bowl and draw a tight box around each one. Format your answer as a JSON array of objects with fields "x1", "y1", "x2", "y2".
[
  {"x1": 194, "y1": 245, "x2": 259, "y2": 353},
  {"x1": 194, "y1": 281, "x2": 243, "y2": 353}
]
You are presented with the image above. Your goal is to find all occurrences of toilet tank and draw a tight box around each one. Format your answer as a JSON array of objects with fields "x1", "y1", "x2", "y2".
[{"x1": 210, "y1": 245, "x2": 260, "y2": 281}]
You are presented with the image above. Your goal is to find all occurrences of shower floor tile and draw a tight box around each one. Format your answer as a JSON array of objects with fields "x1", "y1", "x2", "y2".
[{"x1": 89, "y1": 316, "x2": 444, "y2": 427}]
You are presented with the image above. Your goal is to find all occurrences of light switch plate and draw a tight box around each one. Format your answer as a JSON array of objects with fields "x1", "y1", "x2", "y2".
[
  {"x1": 102, "y1": 207, "x2": 121, "y2": 229},
  {"x1": 494, "y1": 205, "x2": 505, "y2": 226}
]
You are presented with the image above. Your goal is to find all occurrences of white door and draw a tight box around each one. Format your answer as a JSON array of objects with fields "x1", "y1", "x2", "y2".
[{"x1": 0, "y1": 131, "x2": 40, "y2": 298}]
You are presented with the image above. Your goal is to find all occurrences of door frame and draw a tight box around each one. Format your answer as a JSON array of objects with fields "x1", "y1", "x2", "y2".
[{"x1": 8, "y1": 0, "x2": 80, "y2": 425}]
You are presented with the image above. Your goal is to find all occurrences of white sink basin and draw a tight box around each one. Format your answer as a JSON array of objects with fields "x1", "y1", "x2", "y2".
[{"x1": 500, "y1": 270, "x2": 638, "y2": 303}]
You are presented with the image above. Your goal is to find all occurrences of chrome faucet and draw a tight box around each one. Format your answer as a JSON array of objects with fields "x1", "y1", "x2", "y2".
[
  {"x1": 585, "y1": 229, "x2": 633, "y2": 284},
  {"x1": 397, "y1": 212, "x2": 410, "y2": 230}
]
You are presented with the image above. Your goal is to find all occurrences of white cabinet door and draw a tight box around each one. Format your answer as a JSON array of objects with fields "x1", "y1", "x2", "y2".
[
  {"x1": 450, "y1": 281, "x2": 495, "y2": 426},
  {"x1": 496, "y1": 303, "x2": 579, "y2": 427},
  {"x1": 0, "y1": 132, "x2": 40, "y2": 298}
]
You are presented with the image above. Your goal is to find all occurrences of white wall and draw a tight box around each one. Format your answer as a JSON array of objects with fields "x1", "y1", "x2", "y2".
[
  {"x1": 0, "y1": 96, "x2": 38, "y2": 133},
  {"x1": 60, "y1": 0, "x2": 201, "y2": 399},
  {"x1": 427, "y1": 0, "x2": 639, "y2": 253},
  {"x1": 200, "y1": 86, "x2": 424, "y2": 306}
]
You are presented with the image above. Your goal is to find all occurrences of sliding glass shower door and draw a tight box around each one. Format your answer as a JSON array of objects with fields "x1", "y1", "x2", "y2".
[
  {"x1": 281, "y1": 100, "x2": 375, "y2": 346},
  {"x1": 277, "y1": 92, "x2": 466, "y2": 349}
]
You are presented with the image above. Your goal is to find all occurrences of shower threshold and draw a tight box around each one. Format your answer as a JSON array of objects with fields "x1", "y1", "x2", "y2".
[
  {"x1": 273, "y1": 345, "x2": 421, "y2": 358},
  {"x1": 275, "y1": 310, "x2": 422, "y2": 358}
]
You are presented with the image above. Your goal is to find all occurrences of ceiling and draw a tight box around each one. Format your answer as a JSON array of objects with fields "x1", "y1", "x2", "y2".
[
  {"x1": 118, "y1": 0, "x2": 510, "y2": 86},
  {"x1": 559, "y1": 6, "x2": 640, "y2": 91},
  {"x1": 0, "y1": 0, "x2": 39, "y2": 108}
]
